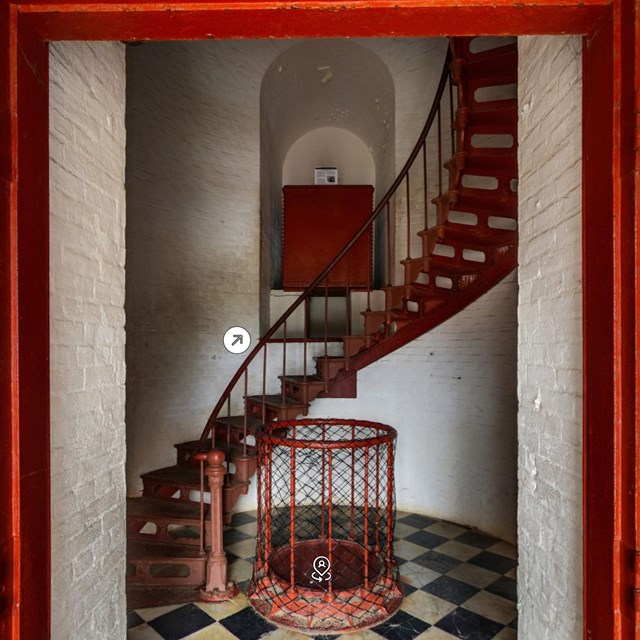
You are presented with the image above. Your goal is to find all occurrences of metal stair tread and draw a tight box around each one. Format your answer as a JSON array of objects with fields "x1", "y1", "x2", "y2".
[
  {"x1": 127, "y1": 496, "x2": 206, "y2": 521},
  {"x1": 442, "y1": 226, "x2": 517, "y2": 247},
  {"x1": 246, "y1": 394, "x2": 308, "y2": 409},
  {"x1": 128, "y1": 540, "x2": 206, "y2": 560},
  {"x1": 314, "y1": 355, "x2": 351, "y2": 363},
  {"x1": 213, "y1": 414, "x2": 262, "y2": 432},
  {"x1": 279, "y1": 374, "x2": 324, "y2": 383},
  {"x1": 458, "y1": 187, "x2": 518, "y2": 206},
  {"x1": 141, "y1": 464, "x2": 202, "y2": 486},
  {"x1": 465, "y1": 99, "x2": 517, "y2": 116},
  {"x1": 176, "y1": 438, "x2": 256, "y2": 458},
  {"x1": 142, "y1": 464, "x2": 250, "y2": 489},
  {"x1": 466, "y1": 42, "x2": 517, "y2": 60},
  {"x1": 463, "y1": 46, "x2": 517, "y2": 79},
  {"x1": 428, "y1": 257, "x2": 485, "y2": 275},
  {"x1": 361, "y1": 309, "x2": 389, "y2": 318},
  {"x1": 406, "y1": 284, "x2": 452, "y2": 299},
  {"x1": 466, "y1": 147, "x2": 516, "y2": 158},
  {"x1": 454, "y1": 189, "x2": 518, "y2": 214}
]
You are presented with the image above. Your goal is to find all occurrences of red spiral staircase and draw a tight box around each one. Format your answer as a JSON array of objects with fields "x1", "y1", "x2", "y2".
[{"x1": 126, "y1": 35, "x2": 518, "y2": 607}]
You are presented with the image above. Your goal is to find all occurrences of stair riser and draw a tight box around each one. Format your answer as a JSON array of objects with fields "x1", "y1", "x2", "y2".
[
  {"x1": 455, "y1": 196, "x2": 517, "y2": 218},
  {"x1": 127, "y1": 518, "x2": 209, "y2": 548},
  {"x1": 456, "y1": 112, "x2": 517, "y2": 135},
  {"x1": 231, "y1": 454, "x2": 257, "y2": 484},
  {"x1": 246, "y1": 400, "x2": 306, "y2": 421},
  {"x1": 143, "y1": 482, "x2": 196, "y2": 504},
  {"x1": 282, "y1": 380, "x2": 327, "y2": 404},
  {"x1": 362, "y1": 312, "x2": 389, "y2": 336},
  {"x1": 384, "y1": 286, "x2": 406, "y2": 311},
  {"x1": 314, "y1": 359, "x2": 350, "y2": 381},
  {"x1": 127, "y1": 558, "x2": 206, "y2": 587},
  {"x1": 402, "y1": 258, "x2": 426, "y2": 285},
  {"x1": 142, "y1": 477, "x2": 250, "y2": 526},
  {"x1": 463, "y1": 55, "x2": 517, "y2": 84},
  {"x1": 342, "y1": 333, "x2": 377, "y2": 358}
]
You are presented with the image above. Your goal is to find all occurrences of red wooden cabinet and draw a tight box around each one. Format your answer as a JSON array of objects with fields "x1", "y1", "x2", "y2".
[{"x1": 282, "y1": 185, "x2": 373, "y2": 290}]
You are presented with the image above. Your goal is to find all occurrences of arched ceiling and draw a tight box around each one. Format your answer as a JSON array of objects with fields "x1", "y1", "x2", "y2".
[{"x1": 261, "y1": 39, "x2": 396, "y2": 186}]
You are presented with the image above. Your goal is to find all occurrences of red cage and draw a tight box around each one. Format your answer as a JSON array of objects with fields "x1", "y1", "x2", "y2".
[{"x1": 248, "y1": 418, "x2": 402, "y2": 633}]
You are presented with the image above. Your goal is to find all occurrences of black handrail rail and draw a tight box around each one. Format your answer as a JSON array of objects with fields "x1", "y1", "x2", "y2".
[{"x1": 197, "y1": 47, "x2": 453, "y2": 451}]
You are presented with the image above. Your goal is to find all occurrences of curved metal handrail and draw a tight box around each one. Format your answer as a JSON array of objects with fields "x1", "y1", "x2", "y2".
[{"x1": 198, "y1": 47, "x2": 453, "y2": 451}]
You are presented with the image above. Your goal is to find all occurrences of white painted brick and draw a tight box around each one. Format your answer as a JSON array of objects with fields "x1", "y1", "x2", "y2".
[
  {"x1": 50, "y1": 41, "x2": 126, "y2": 640},
  {"x1": 517, "y1": 35, "x2": 583, "y2": 640}
]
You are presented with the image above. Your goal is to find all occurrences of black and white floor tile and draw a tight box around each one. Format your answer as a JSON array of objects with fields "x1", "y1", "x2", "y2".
[{"x1": 128, "y1": 511, "x2": 517, "y2": 639}]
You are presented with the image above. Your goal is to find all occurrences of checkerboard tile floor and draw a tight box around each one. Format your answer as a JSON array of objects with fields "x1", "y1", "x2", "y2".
[{"x1": 128, "y1": 511, "x2": 517, "y2": 639}]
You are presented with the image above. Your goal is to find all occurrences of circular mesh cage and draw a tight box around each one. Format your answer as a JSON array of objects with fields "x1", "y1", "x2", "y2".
[{"x1": 248, "y1": 419, "x2": 402, "y2": 633}]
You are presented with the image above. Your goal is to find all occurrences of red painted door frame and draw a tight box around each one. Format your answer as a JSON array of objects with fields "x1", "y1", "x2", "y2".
[{"x1": 0, "y1": 1, "x2": 636, "y2": 639}]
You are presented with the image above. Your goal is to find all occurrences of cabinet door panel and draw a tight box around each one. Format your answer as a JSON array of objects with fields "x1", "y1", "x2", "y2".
[{"x1": 282, "y1": 185, "x2": 373, "y2": 290}]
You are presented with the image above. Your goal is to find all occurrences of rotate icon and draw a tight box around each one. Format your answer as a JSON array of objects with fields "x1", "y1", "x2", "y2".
[{"x1": 311, "y1": 556, "x2": 331, "y2": 581}]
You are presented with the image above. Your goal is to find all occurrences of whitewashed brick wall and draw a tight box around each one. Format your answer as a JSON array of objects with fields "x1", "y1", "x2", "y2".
[
  {"x1": 517, "y1": 35, "x2": 583, "y2": 639},
  {"x1": 49, "y1": 41, "x2": 127, "y2": 639},
  {"x1": 126, "y1": 41, "x2": 284, "y2": 492},
  {"x1": 308, "y1": 273, "x2": 518, "y2": 542}
]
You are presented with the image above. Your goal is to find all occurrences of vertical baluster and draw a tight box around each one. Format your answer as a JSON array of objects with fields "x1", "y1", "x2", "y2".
[
  {"x1": 327, "y1": 445, "x2": 334, "y2": 600},
  {"x1": 437, "y1": 105, "x2": 443, "y2": 196},
  {"x1": 345, "y1": 252, "x2": 350, "y2": 337},
  {"x1": 405, "y1": 173, "x2": 411, "y2": 260},
  {"x1": 375, "y1": 443, "x2": 380, "y2": 552},
  {"x1": 289, "y1": 440, "x2": 296, "y2": 595},
  {"x1": 201, "y1": 450, "x2": 236, "y2": 599},
  {"x1": 386, "y1": 440, "x2": 394, "y2": 566},
  {"x1": 321, "y1": 424, "x2": 326, "y2": 537},
  {"x1": 199, "y1": 456, "x2": 205, "y2": 556},
  {"x1": 255, "y1": 440, "x2": 263, "y2": 563},
  {"x1": 350, "y1": 424, "x2": 355, "y2": 540},
  {"x1": 386, "y1": 202, "x2": 392, "y2": 288},
  {"x1": 243, "y1": 369, "x2": 248, "y2": 456},
  {"x1": 281, "y1": 320, "x2": 287, "y2": 404},
  {"x1": 303, "y1": 298, "x2": 309, "y2": 379},
  {"x1": 226, "y1": 396, "x2": 231, "y2": 479},
  {"x1": 265, "y1": 442, "x2": 273, "y2": 565},
  {"x1": 423, "y1": 141, "x2": 428, "y2": 229},
  {"x1": 345, "y1": 284, "x2": 351, "y2": 336},
  {"x1": 324, "y1": 281, "x2": 329, "y2": 357},
  {"x1": 262, "y1": 344, "x2": 267, "y2": 424},
  {"x1": 363, "y1": 444, "x2": 369, "y2": 589},
  {"x1": 366, "y1": 255, "x2": 371, "y2": 312},
  {"x1": 449, "y1": 73, "x2": 455, "y2": 157}
]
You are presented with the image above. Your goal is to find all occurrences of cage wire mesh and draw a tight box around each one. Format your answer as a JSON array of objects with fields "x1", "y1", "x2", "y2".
[{"x1": 248, "y1": 419, "x2": 402, "y2": 633}]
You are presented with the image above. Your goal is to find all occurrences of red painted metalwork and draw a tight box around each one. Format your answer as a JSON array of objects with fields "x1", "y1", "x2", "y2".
[
  {"x1": 199, "y1": 450, "x2": 239, "y2": 601},
  {"x1": 249, "y1": 418, "x2": 401, "y2": 633},
  {"x1": 196, "y1": 48, "x2": 454, "y2": 454},
  {"x1": 282, "y1": 185, "x2": 374, "y2": 290},
  {"x1": 0, "y1": 1, "x2": 637, "y2": 639}
]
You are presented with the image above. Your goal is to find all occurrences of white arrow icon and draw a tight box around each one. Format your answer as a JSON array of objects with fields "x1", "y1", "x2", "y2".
[{"x1": 223, "y1": 327, "x2": 250, "y2": 354}]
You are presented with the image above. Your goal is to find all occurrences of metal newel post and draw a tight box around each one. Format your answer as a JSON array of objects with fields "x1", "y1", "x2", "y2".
[{"x1": 200, "y1": 449, "x2": 239, "y2": 602}]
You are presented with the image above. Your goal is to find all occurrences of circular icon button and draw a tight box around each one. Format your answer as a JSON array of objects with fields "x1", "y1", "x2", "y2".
[{"x1": 223, "y1": 326, "x2": 251, "y2": 354}]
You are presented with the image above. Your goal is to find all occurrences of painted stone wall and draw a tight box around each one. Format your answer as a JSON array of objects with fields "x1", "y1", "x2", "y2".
[
  {"x1": 517, "y1": 35, "x2": 583, "y2": 639},
  {"x1": 49, "y1": 41, "x2": 127, "y2": 639}
]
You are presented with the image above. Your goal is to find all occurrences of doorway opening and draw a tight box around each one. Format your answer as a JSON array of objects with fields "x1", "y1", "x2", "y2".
[{"x1": 48, "y1": 34, "x2": 555, "y2": 637}]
